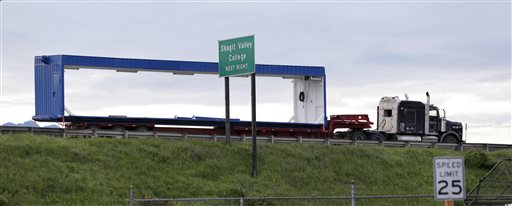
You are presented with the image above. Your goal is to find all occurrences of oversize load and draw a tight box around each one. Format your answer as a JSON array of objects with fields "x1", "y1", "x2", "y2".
[
  {"x1": 219, "y1": 35, "x2": 255, "y2": 77},
  {"x1": 433, "y1": 157, "x2": 466, "y2": 200}
]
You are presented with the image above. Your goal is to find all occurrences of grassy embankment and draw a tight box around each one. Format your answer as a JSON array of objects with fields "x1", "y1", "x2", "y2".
[{"x1": 0, "y1": 134, "x2": 510, "y2": 205}]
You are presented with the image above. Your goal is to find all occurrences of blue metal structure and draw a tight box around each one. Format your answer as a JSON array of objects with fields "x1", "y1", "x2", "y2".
[
  {"x1": 33, "y1": 55, "x2": 326, "y2": 128},
  {"x1": 34, "y1": 55, "x2": 64, "y2": 120}
]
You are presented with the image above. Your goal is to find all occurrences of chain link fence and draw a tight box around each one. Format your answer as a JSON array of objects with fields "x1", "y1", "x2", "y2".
[
  {"x1": 465, "y1": 158, "x2": 512, "y2": 205},
  {"x1": 129, "y1": 183, "x2": 440, "y2": 206},
  {"x1": 131, "y1": 195, "x2": 438, "y2": 206}
]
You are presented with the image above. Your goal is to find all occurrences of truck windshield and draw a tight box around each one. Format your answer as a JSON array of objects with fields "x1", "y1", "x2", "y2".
[{"x1": 429, "y1": 109, "x2": 438, "y2": 117}]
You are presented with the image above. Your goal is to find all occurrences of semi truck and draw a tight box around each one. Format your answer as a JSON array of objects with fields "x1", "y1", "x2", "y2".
[
  {"x1": 66, "y1": 92, "x2": 463, "y2": 143},
  {"x1": 32, "y1": 55, "x2": 463, "y2": 143},
  {"x1": 331, "y1": 92, "x2": 463, "y2": 143}
]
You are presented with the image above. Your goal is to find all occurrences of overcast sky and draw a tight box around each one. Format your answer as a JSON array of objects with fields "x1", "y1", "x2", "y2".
[{"x1": 1, "y1": 1, "x2": 510, "y2": 144}]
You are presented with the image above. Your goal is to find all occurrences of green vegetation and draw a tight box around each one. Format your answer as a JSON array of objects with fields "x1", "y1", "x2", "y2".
[{"x1": 0, "y1": 134, "x2": 510, "y2": 205}]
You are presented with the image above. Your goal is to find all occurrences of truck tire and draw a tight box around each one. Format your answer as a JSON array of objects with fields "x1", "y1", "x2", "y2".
[
  {"x1": 137, "y1": 126, "x2": 149, "y2": 132},
  {"x1": 112, "y1": 126, "x2": 125, "y2": 132},
  {"x1": 370, "y1": 133, "x2": 386, "y2": 142},
  {"x1": 88, "y1": 125, "x2": 100, "y2": 131},
  {"x1": 350, "y1": 131, "x2": 366, "y2": 141},
  {"x1": 442, "y1": 135, "x2": 458, "y2": 143}
]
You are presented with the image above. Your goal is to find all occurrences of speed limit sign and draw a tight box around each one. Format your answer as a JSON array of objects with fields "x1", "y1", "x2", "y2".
[{"x1": 433, "y1": 157, "x2": 466, "y2": 200}]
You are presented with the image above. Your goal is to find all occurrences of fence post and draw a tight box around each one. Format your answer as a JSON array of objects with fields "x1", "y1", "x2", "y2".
[
  {"x1": 123, "y1": 130, "x2": 129, "y2": 139},
  {"x1": 351, "y1": 180, "x2": 355, "y2": 206},
  {"x1": 240, "y1": 197, "x2": 243, "y2": 206},
  {"x1": 270, "y1": 135, "x2": 274, "y2": 144},
  {"x1": 129, "y1": 185, "x2": 134, "y2": 206},
  {"x1": 213, "y1": 134, "x2": 217, "y2": 142},
  {"x1": 458, "y1": 142, "x2": 464, "y2": 152}
]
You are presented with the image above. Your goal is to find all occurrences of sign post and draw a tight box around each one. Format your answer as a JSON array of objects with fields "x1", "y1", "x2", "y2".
[
  {"x1": 219, "y1": 35, "x2": 257, "y2": 177},
  {"x1": 433, "y1": 156, "x2": 466, "y2": 201},
  {"x1": 224, "y1": 76, "x2": 230, "y2": 145}
]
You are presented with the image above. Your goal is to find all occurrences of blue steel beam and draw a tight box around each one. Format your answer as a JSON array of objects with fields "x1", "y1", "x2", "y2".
[{"x1": 50, "y1": 55, "x2": 325, "y2": 77}]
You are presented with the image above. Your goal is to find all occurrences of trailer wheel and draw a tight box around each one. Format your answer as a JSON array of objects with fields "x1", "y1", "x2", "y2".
[
  {"x1": 88, "y1": 125, "x2": 100, "y2": 131},
  {"x1": 333, "y1": 131, "x2": 346, "y2": 139},
  {"x1": 370, "y1": 133, "x2": 386, "y2": 142},
  {"x1": 442, "y1": 135, "x2": 458, "y2": 143},
  {"x1": 112, "y1": 126, "x2": 125, "y2": 132},
  {"x1": 350, "y1": 131, "x2": 366, "y2": 141},
  {"x1": 136, "y1": 127, "x2": 149, "y2": 132}
]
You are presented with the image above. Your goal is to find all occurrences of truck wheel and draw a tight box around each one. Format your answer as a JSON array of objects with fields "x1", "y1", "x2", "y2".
[
  {"x1": 370, "y1": 133, "x2": 386, "y2": 142},
  {"x1": 88, "y1": 125, "x2": 100, "y2": 131},
  {"x1": 333, "y1": 131, "x2": 345, "y2": 139},
  {"x1": 442, "y1": 135, "x2": 458, "y2": 143},
  {"x1": 112, "y1": 126, "x2": 125, "y2": 132},
  {"x1": 88, "y1": 125, "x2": 100, "y2": 137},
  {"x1": 137, "y1": 127, "x2": 149, "y2": 132},
  {"x1": 350, "y1": 131, "x2": 366, "y2": 141}
]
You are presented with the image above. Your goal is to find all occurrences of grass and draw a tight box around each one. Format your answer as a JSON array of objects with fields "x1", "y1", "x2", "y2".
[{"x1": 0, "y1": 134, "x2": 510, "y2": 205}]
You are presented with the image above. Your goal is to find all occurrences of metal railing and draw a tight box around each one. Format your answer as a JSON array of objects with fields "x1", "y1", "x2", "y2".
[{"x1": 1, "y1": 126, "x2": 510, "y2": 151}]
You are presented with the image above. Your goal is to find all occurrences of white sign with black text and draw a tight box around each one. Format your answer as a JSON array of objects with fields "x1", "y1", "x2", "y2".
[{"x1": 433, "y1": 156, "x2": 466, "y2": 200}]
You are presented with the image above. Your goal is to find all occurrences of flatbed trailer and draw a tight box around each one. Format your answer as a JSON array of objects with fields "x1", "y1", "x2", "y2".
[{"x1": 34, "y1": 114, "x2": 374, "y2": 139}]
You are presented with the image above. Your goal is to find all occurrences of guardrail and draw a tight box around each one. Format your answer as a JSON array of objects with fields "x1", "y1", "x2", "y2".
[{"x1": 0, "y1": 126, "x2": 510, "y2": 151}]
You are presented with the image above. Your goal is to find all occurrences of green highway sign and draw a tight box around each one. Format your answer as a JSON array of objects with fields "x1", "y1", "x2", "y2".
[{"x1": 219, "y1": 35, "x2": 255, "y2": 77}]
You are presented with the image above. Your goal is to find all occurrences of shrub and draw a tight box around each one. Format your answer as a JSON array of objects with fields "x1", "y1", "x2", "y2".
[
  {"x1": 0, "y1": 194, "x2": 9, "y2": 206},
  {"x1": 464, "y1": 150, "x2": 488, "y2": 168}
]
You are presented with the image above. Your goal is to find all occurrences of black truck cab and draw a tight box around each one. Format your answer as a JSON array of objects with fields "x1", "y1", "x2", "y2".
[{"x1": 377, "y1": 94, "x2": 463, "y2": 142}]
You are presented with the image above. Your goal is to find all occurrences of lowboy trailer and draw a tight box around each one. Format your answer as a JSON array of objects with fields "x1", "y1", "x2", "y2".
[
  {"x1": 64, "y1": 92, "x2": 463, "y2": 143},
  {"x1": 32, "y1": 55, "x2": 463, "y2": 143}
]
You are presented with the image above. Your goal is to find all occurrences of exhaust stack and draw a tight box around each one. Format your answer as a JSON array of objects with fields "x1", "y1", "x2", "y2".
[
  {"x1": 464, "y1": 123, "x2": 467, "y2": 142},
  {"x1": 425, "y1": 92, "x2": 430, "y2": 135}
]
